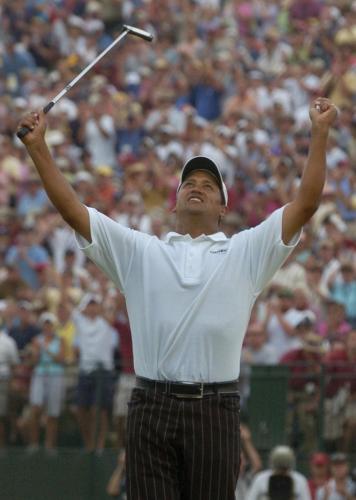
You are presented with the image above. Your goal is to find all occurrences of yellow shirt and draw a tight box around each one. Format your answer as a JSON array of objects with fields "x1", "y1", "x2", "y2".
[{"x1": 57, "y1": 321, "x2": 76, "y2": 364}]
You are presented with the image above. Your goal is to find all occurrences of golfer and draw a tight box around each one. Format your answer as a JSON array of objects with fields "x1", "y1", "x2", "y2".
[{"x1": 17, "y1": 97, "x2": 337, "y2": 499}]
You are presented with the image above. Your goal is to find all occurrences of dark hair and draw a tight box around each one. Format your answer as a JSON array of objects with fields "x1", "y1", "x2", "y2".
[{"x1": 268, "y1": 474, "x2": 294, "y2": 500}]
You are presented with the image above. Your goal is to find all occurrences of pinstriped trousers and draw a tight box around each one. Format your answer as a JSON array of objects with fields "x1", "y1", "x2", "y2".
[{"x1": 126, "y1": 387, "x2": 240, "y2": 499}]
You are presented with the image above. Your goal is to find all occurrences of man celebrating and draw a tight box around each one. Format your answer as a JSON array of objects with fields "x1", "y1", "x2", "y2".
[{"x1": 17, "y1": 97, "x2": 337, "y2": 499}]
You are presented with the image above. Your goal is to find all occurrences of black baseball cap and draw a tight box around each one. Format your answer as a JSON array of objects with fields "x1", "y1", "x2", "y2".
[{"x1": 177, "y1": 156, "x2": 228, "y2": 206}]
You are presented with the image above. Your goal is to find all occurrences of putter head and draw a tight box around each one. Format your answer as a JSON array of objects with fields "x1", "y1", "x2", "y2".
[{"x1": 123, "y1": 24, "x2": 153, "y2": 42}]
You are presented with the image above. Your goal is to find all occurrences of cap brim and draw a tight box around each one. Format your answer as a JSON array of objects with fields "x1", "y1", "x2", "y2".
[{"x1": 178, "y1": 156, "x2": 228, "y2": 206}]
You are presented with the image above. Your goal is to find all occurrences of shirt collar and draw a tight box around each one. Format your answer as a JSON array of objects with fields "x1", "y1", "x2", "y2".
[{"x1": 164, "y1": 231, "x2": 228, "y2": 243}]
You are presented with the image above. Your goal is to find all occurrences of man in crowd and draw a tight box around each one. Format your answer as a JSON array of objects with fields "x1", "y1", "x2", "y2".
[
  {"x1": 73, "y1": 295, "x2": 118, "y2": 453},
  {"x1": 246, "y1": 445, "x2": 311, "y2": 500},
  {"x1": 316, "y1": 453, "x2": 356, "y2": 500}
]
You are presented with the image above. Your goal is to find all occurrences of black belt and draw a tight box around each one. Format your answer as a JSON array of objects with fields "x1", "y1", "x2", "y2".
[{"x1": 136, "y1": 376, "x2": 239, "y2": 399}]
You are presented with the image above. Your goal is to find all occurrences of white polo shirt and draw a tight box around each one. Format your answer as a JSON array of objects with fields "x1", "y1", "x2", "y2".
[
  {"x1": 246, "y1": 469, "x2": 311, "y2": 500},
  {"x1": 76, "y1": 205, "x2": 299, "y2": 382},
  {"x1": 0, "y1": 330, "x2": 19, "y2": 379},
  {"x1": 72, "y1": 311, "x2": 118, "y2": 373}
]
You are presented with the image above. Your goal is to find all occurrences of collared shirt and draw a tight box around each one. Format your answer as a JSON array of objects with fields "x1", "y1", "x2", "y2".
[
  {"x1": 316, "y1": 478, "x2": 356, "y2": 500},
  {"x1": 72, "y1": 311, "x2": 118, "y2": 373},
  {"x1": 76, "y1": 205, "x2": 299, "y2": 382},
  {"x1": 246, "y1": 469, "x2": 311, "y2": 500},
  {"x1": 0, "y1": 330, "x2": 19, "y2": 379}
]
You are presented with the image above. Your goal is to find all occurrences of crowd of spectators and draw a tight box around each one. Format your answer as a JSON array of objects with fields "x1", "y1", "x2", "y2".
[{"x1": 0, "y1": 0, "x2": 355, "y2": 483}]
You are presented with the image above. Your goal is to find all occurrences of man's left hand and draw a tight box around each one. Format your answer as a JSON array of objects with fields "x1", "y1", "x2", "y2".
[{"x1": 309, "y1": 98, "x2": 338, "y2": 129}]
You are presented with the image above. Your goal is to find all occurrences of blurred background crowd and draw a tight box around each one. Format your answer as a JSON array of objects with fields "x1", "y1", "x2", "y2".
[{"x1": 0, "y1": 0, "x2": 356, "y2": 497}]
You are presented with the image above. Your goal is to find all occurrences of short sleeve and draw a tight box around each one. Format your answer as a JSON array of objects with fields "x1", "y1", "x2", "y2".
[
  {"x1": 243, "y1": 206, "x2": 301, "y2": 295},
  {"x1": 75, "y1": 207, "x2": 151, "y2": 292}
]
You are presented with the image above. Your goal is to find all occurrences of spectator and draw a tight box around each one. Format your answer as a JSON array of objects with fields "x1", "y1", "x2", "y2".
[
  {"x1": 246, "y1": 445, "x2": 311, "y2": 500},
  {"x1": 308, "y1": 452, "x2": 331, "y2": 500},
  {"x1": 317, "y1": 241, "x2": 340, "y2": 298},
  {"x1": 317, "y1": 300, "x2": 352, "y2": 344},
  {"x1": 0, "y1": 321, "x2": 19, "y2": 450},
  {"x1": 316, "y1": 453, "x2": 356, "y2": 500},
  {"x1": 189, "y1": 61, "x2": 224, "y2": 121},
  {"x1": 323, "y1": 330, "x2": 356, "y2": 453},
  {"x1": 28, "y1": 312, "x2": 65, "y2": 453},
  {"x1": 236, "y1": 423, "x2": 262, "y2": 498},
  {"x1": 263, "y1": 288, "x2": 302, "y2": 360},
  {"x1": 281, "y1": 331, "x2": 325, "y2": 454},
  {"x1": 5, "y1": 226, "x2": 50, "y2": 290},
  {"x1": 73, "y1": 295, "x2": 118, "y2": 453},
  {"x1": 16, "y1": 176, "x2": 50, "y2": 218},
  {"x1": 327, "y1": 260, "x2": 356, "y2": 327},
  {"x1": 242, "y1": 321, "x2": 279, "y2": 365},
  {"x1": 8, "y1": 301, "x2": 40, "y2": 352},
  {"x1": 79, "y1": 99, "x2": 117, "y2": 169},
  {"x1": 239, "y1": 320, "x2": 278, "y2": 406}
]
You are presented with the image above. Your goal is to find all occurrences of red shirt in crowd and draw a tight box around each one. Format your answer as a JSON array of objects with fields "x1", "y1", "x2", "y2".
[
  {"x1": 280, "y1": 348, "x2": 323, "y2": 391},
  {"x1": 324, "y1": 348, "x2": 356, "y2": 398}
]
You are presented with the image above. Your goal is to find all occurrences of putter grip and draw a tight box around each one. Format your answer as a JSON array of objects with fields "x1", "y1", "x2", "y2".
[
  {"x1": 16, "y1": 126, "x2": 31, "y2": 139},
  {"x1": 16, "y1": 101, "x2": 55, "y2": 139}
]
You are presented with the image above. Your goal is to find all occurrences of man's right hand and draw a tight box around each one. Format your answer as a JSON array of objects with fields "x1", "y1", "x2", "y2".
[{"x1": 16, "y1": 110, "x2": 47, "y2": 146}]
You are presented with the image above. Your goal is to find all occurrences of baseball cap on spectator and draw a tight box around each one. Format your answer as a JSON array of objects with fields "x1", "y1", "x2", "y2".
[
  {"x1": 68, "y1": 15, "x2": 84, "y2": 29},
  {"x1": 86, "y1": 294, "x2": 101, "y2": 305},
  {"x1": 18, "y1": 300, "x2": 33, "y2": 311},
  {"x1": 159, "y1": 124, "x2": 175, "y2": 135},
  {"x1": 270, "y1": 446, "x2": 295, "y2": 470},
  {"x1": 177, "y1": 156, "x2": 228, "y2": 206},
  {"x1": 330, "y1": 453, "x2": 348, "y2": 464},
  {"x1": 290, "y1": 310, "x2": 316, "y2": 329},
  {"x1": 126, "y1": 162, "x2": 146, "y2": 176},
  {"x1": 85, "y1": 19, "x2": 104, "y2": 34},
  {"x1": 125, "y1": 72, "x2": 141, "y2": 86},
  {"x1": 96, "y1": 165, "x2": 113, "y2": 177},
  {"x1": 74, "y1": 171, "x2": 94, "y2": 184},
  {"x1": 310, "y1": 452, "x2": 330, "y2": 466},
  {"x1": 216, "y1": 125, "x2": 234, "y2": 138},
  {"x1": 86, "y1": 1, "x2": 102, "y2": 14},
  {"x1": 46, "y1": 130, "x2": 65, "y2": 147},
  {"x1": 39, "y1": 312, "x2": 58, "y2": 326}
]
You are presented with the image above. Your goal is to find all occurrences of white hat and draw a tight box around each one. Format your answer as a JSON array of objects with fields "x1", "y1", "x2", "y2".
[
  {"x1": 39, "y1": 312, "x2": 58, "y2": 326},
  {"x1": 74, "y1": 171, "x2": 94, "y2": 184},
  {"x1": 270, "y1": 446, "x2": 295, "y2": 470},
  {"x1": 177, "y1": 156, "x2": 228, "y2": 206}
]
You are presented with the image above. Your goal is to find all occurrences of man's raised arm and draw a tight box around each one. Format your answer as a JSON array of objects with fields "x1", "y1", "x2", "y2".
[
  {"x1": 17, "y1": 110, "x2": 91, "y2": 242},
  {"x1": 282, "y1": 97, "x2": 338, "y2": 244}
]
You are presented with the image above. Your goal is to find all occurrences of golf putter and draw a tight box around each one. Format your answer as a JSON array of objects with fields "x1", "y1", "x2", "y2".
[{"x1": 16, "y1": 24, "x2": 153, "y2": 139}]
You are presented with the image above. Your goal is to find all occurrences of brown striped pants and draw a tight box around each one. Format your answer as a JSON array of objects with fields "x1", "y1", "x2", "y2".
[{"x1": 126, "y1": 387, "x2": 240, "y2": 499}]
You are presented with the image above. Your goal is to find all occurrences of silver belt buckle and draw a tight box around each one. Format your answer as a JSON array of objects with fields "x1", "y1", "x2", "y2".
[{"x1": 174, "y1": 382, "x2": 204, "y2": 399}]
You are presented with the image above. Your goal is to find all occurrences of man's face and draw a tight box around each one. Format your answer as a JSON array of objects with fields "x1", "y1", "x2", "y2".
[
  {"x1": 331, "y1": 461, "x2": 348, "y2": 480},
  {"x1": 175, "y1": 170, "x2": 225, "y2": 221}
]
